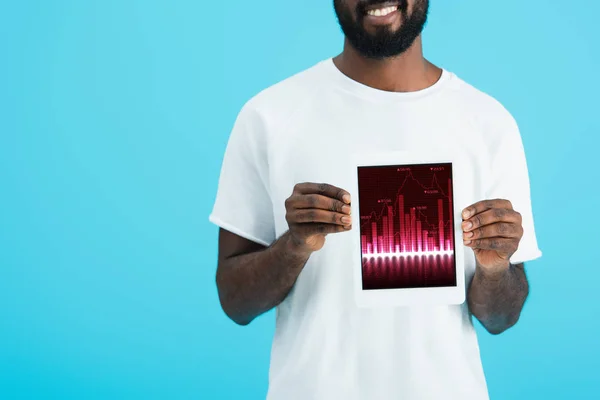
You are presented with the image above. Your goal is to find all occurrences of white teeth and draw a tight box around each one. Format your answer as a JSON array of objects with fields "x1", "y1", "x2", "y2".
[{"x1": 367, "y1": 6, "x2": 398, "y2": 17}]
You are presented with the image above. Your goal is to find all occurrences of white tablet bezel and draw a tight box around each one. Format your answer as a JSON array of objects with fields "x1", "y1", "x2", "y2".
[{"x1": 350, "y1": 151, "x2": 466, "y2": 308}]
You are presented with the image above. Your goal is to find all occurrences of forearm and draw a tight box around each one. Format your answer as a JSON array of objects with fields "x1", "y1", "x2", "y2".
[
  {"x1": 467, "y1": 262, "x2": 529, "y2": 334},
  {"x1": 216, "y1": 231, "x2": 311, "y2": 325}
]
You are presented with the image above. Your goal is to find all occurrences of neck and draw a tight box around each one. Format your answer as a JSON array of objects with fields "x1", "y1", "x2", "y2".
[{"x1": 332, "y1": 36, "x2": 442, "y2": 93}]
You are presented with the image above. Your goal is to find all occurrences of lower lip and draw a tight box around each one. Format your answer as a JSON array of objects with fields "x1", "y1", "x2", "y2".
[{"x1": 364, "y1": 9, "x2": 400, "y2": 25}]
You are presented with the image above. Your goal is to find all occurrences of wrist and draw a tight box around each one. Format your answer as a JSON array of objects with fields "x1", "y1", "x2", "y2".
[
  {"x1": 282, "y1": 232, "x2": 314, "y2": 259},
  {"x1": 476, "y1": 260, "x2": 512, "y2": 281}
]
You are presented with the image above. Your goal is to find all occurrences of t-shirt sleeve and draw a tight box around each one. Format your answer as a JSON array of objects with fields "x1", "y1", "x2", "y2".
[
  {"x1": 485, "y1": 113, "x2": 542, "y2": 265},
  {"x1": 208, "y1": 102, "x2": 276, "y2": 247}
]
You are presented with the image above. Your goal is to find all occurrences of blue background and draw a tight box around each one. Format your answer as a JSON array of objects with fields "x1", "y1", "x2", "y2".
[{"x1": 1, "y1": 0, "x2": 598, "y2": 399}]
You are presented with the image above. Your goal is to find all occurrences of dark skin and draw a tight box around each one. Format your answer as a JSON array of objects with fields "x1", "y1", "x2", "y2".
[
  {"x1": 216, "y1": 184, "x2": 352, "y2": 326},
  {"x1": 462, "y1": 200, "x2": 529, "y2": 334},
  {"x1": 216, "y1": 0, "x2": 529, "y2": 333}
]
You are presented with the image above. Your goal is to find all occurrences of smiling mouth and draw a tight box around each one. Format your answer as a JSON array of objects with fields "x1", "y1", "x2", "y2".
[{"x1": 363, "y1": 2, "x2": 401, "y2": 17}]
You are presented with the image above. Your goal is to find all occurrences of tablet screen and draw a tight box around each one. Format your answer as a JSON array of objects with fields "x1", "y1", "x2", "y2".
[{"x1": 357, "y1": 162, "x2": 457, "y2": 290}]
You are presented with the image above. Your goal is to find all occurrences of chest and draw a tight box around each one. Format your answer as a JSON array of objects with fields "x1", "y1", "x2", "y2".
[
  {"x1": 266, "y1": 101, "x2": 492, "y2": 299},
  {"x1": 268, "y1": 101, "x2": 491, "y2": 231}
]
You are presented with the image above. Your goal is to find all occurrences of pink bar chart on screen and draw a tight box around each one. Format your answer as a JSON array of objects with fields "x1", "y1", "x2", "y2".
[{"x1": 357, "y1": 163, "x2": 457, "y2": 290}]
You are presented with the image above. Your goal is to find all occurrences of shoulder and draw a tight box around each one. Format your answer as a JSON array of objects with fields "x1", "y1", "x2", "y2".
[
  {"x1": 443, "y1": 73, "x2": 521, "y2": 149},
  {"x1": 239, "y1": 61, "x2": 327, "y2": 128},
  {"x1": 445, "y1": 74, "x2": 517, "y2": 128}
]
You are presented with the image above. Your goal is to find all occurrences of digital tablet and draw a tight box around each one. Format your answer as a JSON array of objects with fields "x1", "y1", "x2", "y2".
[{"x1": 350, "y1": 151, "x2": 466, "y2": 308}]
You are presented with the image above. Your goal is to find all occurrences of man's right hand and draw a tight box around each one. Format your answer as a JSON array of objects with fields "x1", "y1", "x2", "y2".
[
  {"x1": 284, "y1": 183, "x2": 352, "y2": 253},
  {"x1": 216, "y1": 182, "x2": 352, "y2": 324}
]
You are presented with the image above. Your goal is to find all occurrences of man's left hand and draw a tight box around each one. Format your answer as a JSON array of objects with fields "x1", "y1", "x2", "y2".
[{"x1": 461, "y1": 199, "x2": 523, "y2": 273}]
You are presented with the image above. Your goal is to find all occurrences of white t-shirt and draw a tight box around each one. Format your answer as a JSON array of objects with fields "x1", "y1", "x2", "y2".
[{"x1": 209, "y1": 58, "x2": 542, "y2": 400}]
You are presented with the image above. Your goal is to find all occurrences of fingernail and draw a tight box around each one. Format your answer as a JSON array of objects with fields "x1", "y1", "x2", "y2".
[
  {"x1": 341, "y1": 216, "x2": 352, "y2": 225},
  {"x1": 464, "y1": 231, "x2": 473, "y2": 239},
  {"x1": 463, "y1": 221, "x2": 473, "y2": 230},
  {"x1": 343, "y1": 194, "x2": 351, "y2": 204},
  {"x1": 344, "y1": 225, "x2": 352, "y2": 230},
  {"x1": 462, "y1": 209, "x2": 471, "y2": 219},
  {"x1": 464, "y1": 240, "x2": 472, "y2": 245},
  {"x1": 342, "y1": 205, "x2": 351, "y2": 215}
]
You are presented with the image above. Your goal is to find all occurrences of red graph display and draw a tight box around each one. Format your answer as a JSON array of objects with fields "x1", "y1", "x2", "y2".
[{"x1": 357, "y1": 163, "x2": 457, "y2": 290}]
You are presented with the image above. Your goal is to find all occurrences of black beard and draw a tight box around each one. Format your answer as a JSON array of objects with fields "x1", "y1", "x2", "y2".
[{"x1": 334, "y1": 0, "x2": 429, "y2": 60}]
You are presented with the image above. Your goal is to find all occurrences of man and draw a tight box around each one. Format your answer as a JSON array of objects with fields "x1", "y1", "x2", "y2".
[{"x1": 209, "y1": 0, "x2": 542, "y2": 399}]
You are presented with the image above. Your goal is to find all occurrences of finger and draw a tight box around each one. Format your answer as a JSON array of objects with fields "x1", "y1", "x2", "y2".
[
  {"x1": 287, "y1": 194, "x2": 351, "y2": 215},
  {"x1": 463, "y1": 222, "x2": 523, "y2": 241},
  {"x1": 294, "y1": 223, "x2": 352, "y2": 236},
  {"x1": 294, "y1": 182, "x2": 351, "y2": 204},
  {"x1": 462, "y1": 208, "x2": 521, "y2": 232},
  {"x1": 289, "y1": 209, "x2": 352, "y2": 226},
  {"x1": 464, "y1": 237, "x2": 519, "y2": 253},
  {"x1": 462, "y1": 199, "x2": 513, "y2": 219}
]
